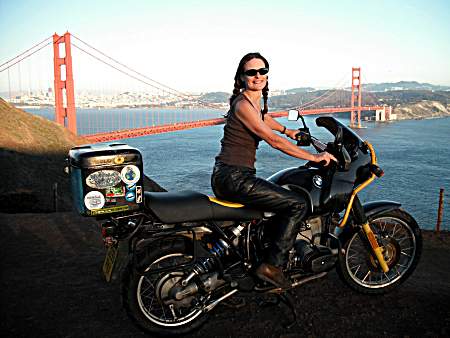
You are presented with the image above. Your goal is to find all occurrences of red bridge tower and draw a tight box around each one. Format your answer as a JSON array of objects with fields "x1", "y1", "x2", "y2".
[
  {"x1": 350, "y1": 67, "x2": 362, "y2": 128},
  {"x1": 53, "y1": 32, "x2": 77, "y2": 134}
]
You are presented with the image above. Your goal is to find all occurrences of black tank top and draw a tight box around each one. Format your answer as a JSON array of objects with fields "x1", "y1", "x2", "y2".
[{"x1": 215, "y1": 94, "x2": 263, "y2": 169}]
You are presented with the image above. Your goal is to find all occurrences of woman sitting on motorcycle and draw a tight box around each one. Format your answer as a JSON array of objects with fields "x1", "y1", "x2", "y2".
[{"x1": 211, "y1": 52, "x2": 336, "y2": 289}]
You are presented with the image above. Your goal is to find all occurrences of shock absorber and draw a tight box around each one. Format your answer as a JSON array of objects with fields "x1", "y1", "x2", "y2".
[{"x1": 181, "y1": 224, "x2": 245, "y2": 287}]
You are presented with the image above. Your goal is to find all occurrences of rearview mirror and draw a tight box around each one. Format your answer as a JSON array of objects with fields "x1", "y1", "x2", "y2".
[{"x1": 288, "y1": 110, "x2": 299, "y2": 121}]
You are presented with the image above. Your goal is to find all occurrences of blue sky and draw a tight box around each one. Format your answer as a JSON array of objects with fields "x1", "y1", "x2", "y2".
[{"x1": 0, "y1": 0, "x2": 449, "y2": 92}]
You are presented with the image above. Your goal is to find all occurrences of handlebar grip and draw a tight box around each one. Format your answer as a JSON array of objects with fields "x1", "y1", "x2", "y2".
[
  {"x1": 295, "y1": 131, "x2": 303, "y2": 140},
  {"x1": 296, "y1": 129, "x2": 312, "y2": 147},
  {"x1": 370, "y1": 164, "x2": 384, "y2": 177}
]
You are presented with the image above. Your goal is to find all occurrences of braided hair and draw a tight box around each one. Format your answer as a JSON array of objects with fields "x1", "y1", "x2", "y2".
[
  {"x1": 262, "y1": 82, "x2": 269, "y2": 116},
  {"x1": 227, "y1": 52, "x2": 270, "y2": 117}
]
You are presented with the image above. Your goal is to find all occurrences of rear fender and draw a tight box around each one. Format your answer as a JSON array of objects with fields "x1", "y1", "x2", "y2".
[
  {"x1": 131, "y1": 228, "x2": 214, "y2": 276},
  {"x1": 110, "y1": 232, "x2": 197, "y2": 282}
]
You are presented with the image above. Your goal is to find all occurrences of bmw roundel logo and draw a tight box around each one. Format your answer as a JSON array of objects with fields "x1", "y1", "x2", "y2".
[{"x1": 313, "y1": 175, "x2": 323, "y2": 188}]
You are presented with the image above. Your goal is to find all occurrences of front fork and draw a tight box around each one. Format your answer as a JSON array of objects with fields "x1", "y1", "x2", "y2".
[{"x1": 350, "y1": 196, "x2": 389, "y2": 273}]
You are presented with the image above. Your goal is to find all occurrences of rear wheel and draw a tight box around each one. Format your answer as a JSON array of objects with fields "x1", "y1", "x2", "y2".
[
  {"x1": 336, "y1": 209, "x2": 422, "y2": 294},
  {"x1": 122, "y1": 238, "x2": 209, "y2": 336}
]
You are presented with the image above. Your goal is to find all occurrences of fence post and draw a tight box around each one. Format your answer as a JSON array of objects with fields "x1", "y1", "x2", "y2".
[
  {"x1": 53, "y1": 182, "x2": 58, "y2": 212},
  {"x1": 436, "y1": 188, "x2": 444, "y2": 234}
]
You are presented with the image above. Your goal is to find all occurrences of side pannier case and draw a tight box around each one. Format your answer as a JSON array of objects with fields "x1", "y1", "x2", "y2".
[{"x1": 68, "y1": 143, "x2": 144, "y2": 216}]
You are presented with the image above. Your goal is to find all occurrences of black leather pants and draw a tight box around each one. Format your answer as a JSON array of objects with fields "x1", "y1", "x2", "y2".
[{"x1": 211, "y1": 161, "x2": 307, "y2": 267}]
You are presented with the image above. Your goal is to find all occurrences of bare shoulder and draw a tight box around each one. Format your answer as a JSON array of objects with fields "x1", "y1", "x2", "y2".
[{"x1": 235, "y1": 99, "x2": 258, "y2": 120}]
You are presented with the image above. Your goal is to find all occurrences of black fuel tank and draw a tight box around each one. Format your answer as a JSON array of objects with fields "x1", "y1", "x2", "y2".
[{"x1": 267, "y1": 166, "x2": 327, "y2": 214}]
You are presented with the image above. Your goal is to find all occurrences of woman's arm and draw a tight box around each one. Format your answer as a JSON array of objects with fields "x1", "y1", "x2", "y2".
[
  {"x1": 264, "y1": 114, "x2": 284, "y2": 133},
  {"x1": 264, "y1": 114, "x2": 300, "y2": 140},
  {"x1": 235, "y1": 101, "x2": 336, "y2": 165}
]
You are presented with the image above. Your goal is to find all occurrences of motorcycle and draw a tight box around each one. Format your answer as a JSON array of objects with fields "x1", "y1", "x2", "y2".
[{"x1": 69, "y1": 114, "x2": 422, "y2": 336}]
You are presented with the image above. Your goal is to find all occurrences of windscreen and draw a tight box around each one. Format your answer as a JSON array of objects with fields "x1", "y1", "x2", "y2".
[{"x1": 315, "y1": 116, "x2": 365, "y2": 154}]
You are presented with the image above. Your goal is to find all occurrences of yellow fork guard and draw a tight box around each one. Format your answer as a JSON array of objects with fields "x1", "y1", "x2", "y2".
[
  {"x1": 338, "y1": 141, "x2": 389, "y2": 273},
  {"x1": 362, "y1": 222, "x2": 389, "y2": 273}
]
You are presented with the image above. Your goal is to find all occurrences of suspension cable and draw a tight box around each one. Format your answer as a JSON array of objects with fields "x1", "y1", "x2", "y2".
[
  {"x1": 301, "y1": 90, "x2": 338, "y2": 109},
  {"x1": 303, "y1": 89, "x2": 340, "y2": 109},
  {"x1": 0, "y1": 35, "x2": 53, "y2": 69},
  {"x1": 285, "y1": 72, "x2": 348, "y2": 111},
  {"x1": 71, "y1": 34, "x2": 194, "y2": 100},
  {"x1": 71, "y1": 41, "x2": 219, "y2": 109},
  {"x1": 286, "y1": 88, "x2": 339, "y2": 111},
  {"x1": 300, "y1": 75, "x2": 348, "y2": 108},
  {"x1": 72, "y1": 43, "x2": 170, "y2": 92},
  {"x1": 0, "y1": 41, "x2": 52, "y2": 73},
  {"x1": 71, "y1": 34, "x2": 223, "y2": 109}
]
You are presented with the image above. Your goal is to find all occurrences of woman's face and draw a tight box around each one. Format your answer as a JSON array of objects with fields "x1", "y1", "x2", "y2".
[{"x1": 241, "y1": 58, "x2": 268, "y2": 92}]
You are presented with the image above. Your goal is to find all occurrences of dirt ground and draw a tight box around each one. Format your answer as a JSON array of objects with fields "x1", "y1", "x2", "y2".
[{"x1": 1, "y1": 211, "x2": 449, "y2": 337}]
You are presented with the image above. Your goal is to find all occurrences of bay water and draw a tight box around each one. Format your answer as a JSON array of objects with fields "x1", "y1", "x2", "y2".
[{"x1": 28, "y1": 108, "x2": 450, "y2": 230}]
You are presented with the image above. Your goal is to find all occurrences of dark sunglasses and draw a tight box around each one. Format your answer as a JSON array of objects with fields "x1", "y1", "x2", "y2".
[{"x1": 243, "y1": 67, "x2": 269, "y2": 77}]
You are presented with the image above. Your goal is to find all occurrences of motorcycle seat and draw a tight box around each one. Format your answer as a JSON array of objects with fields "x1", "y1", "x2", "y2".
[{"x1": 144, "y1": 190, "x2": 263, "y2": 224}]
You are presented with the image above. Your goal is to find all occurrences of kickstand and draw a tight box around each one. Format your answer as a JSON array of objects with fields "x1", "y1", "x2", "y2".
[
  {"x1": 279, "y1": 291, "x2": 298, "y2": 329},
  {"x1": 258, "y1": 291, "x2": 298, "y2": 329}
]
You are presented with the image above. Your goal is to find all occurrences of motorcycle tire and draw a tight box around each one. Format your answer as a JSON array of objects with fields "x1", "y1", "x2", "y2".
[
  {"x1": 122, "y1": 237, "x2": 209, "y2": 336},
  {"x1": 336, "y1": 209, "x2": 422, "y2": 294}
]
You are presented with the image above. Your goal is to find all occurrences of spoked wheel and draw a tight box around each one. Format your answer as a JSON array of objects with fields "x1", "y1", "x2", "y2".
[
  {"x1": 123, "y1": 238, "x2": 209, "y2": 336},
  {"x1": 337, "y1": 209, "x2": 422, "y2": 294}
]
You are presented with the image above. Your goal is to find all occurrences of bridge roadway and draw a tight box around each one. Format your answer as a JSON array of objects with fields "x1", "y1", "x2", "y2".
[{"x1": 84, "y1": 106, "x2": 385, "y2": 143}]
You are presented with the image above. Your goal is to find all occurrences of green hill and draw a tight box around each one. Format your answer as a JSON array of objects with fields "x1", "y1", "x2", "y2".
[{"x1": 0, "y1": 99, "x2": 88, "y2": 212}]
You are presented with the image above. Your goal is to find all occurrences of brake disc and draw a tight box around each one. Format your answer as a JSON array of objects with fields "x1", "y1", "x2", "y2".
[{"x1": 368, "y1": 237, "x2": 401, "y2": 271}]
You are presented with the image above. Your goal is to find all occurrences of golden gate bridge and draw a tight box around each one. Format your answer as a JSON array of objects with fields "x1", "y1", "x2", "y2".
[{"x1": 0, "y1": 32, "x2": 392, "y2": 143}]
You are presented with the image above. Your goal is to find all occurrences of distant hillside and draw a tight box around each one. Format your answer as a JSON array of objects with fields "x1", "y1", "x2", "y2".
[
  {"x1": 196, "y1": 86, "x2": 449, "y2": 120},
  {"x1": 268, "y1": 89, "x2": 449, "y2": 111},
  {"x1": 373, "y1": 90, "x2": 449, "y2": 107},
  {"x1": 199, "y1": 81, "x2": 450, "y2": 108},
  {"x1": 199, "y1": 92, "x2": 230, "y2": 103},
  {"x1": 362, "y1": 81, "x2": 450, "y2": 92},
  {"x1": 393, "y1": 100, "x2": 450, "y2": 120},
  {"x1": 286, "y1": 87, "x2": 316, "y2": 94},
  {"x1": 269, "y1": 90, "x2": 352, "y2": 109}
]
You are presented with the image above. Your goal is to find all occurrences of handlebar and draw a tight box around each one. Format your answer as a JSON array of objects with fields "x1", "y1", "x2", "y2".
[
  {"x1": 297, "y1": 133, "x2": 350, "y2": 170},
  {"x1": 310, "y1": 137, "x2": 326, "y2": 152}
]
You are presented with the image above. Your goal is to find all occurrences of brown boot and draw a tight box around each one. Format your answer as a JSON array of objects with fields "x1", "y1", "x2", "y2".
[{"x1": 255, "y1": 263, "x2": 291, "y2": 290}]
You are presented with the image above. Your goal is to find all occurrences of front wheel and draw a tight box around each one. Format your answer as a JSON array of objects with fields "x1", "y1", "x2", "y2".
[{"x1": 336, "y1": 209, "x2": 422, "y2": 294}]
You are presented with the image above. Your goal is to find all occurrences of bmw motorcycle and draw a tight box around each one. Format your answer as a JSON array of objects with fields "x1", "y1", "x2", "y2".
[{"x1": 75, "y1": 115, "x2": 422, "y2": 336}]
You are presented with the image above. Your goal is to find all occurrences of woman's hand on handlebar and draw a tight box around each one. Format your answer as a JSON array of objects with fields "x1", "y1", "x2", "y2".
[
  {"x1": 313, "y1": 152, "x2": 338, "y2": 166},
  {"x1": 285, "y1": 128, "x2": 300, "y2": 140}
]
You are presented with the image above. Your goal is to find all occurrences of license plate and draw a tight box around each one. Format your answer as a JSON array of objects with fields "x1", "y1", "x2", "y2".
[{"x1": 102, "y1": 245, "x2": 118, "y2": 282}]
